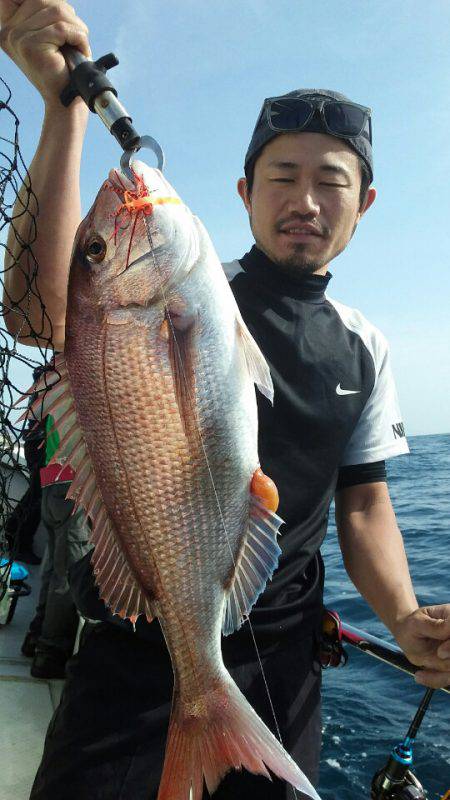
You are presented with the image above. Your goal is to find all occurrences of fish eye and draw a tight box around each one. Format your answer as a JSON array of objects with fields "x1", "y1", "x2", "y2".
[{"x1": 85, "y1": 235, "x2": 107, "y2": 263}]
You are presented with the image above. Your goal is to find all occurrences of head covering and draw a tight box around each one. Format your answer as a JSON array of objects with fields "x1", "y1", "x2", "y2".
[{"x1": 245, "y1": 88, "x2": 373, "y2": 182}]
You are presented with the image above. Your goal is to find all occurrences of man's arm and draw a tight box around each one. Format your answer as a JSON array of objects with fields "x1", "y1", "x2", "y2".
[
  {"x1": 0, "y1": 0, "x2": 91, "y2": 348},
  {"x1": 335, "y1": 481, "x2": 450, "y2": 688}
]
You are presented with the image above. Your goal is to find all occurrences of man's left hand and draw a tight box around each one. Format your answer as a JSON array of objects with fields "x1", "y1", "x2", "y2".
[{"x1": 393, "y1": 604, "x2": 450, "y2": 689}]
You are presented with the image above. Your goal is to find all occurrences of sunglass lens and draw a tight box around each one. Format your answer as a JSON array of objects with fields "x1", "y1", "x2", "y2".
[
  {"x1": 325, "y1": 102, "x2": 368, "y2": 136},
  {"x1": 268, "y1": 99, "x2": 312, "y2": 131}
]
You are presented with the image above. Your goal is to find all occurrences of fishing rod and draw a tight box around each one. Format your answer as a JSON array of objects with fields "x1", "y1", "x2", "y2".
[
  {"x1": 340, "y1": 618, "x2": 450, "y2": 694},
  {"x1": 322, "y1": 610, "x2": 450, "y2": 799},
  {"x1": 59, "y1": 45, "x2": 164, "y2": 176}
]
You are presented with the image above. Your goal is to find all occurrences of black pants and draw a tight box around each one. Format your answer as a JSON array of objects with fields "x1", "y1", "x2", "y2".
[
  {"x1": 29, "y1": 483, "x2": 92, "y2": 655},
  {"x1": 5, "y1": 422, "x2": 44, "y2": 555},
  {"x1": 30, "y1": 622, "x2": 322, "y2": 800}
]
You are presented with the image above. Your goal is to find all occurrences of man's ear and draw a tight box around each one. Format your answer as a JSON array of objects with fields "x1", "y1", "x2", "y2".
[
  {"x1": 359, "y1": 186, "x2": 377, "y2": 218},
  {"x1": 237, "y1": 177, "x2": 251, "y2": 213}
]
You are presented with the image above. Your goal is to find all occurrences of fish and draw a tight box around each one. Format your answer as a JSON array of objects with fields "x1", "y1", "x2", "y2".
[{"x1": 23, "y1": 162, "x2": 321, "y2": 800}]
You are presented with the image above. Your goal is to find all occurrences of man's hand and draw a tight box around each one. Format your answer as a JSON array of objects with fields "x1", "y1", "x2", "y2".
[
  {"x1": 393, "y1": 604, "x2": 450, "y2": 689},
  {"x1": 0, "y1": 0, "x2": 90, "y2": 345},
  {"x1": 0, "y1": 0, "x2": 91, "y2": 109}
]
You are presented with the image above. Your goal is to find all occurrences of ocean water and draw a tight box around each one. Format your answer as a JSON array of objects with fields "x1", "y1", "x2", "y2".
[{"x1": 319, "y1": 433, "x2": 450, "y2": 799}]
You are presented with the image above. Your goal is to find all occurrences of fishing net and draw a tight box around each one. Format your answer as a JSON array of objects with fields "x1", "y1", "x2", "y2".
[{"x1": 0, "y1": 75, "x2": 54, "y2": 598}]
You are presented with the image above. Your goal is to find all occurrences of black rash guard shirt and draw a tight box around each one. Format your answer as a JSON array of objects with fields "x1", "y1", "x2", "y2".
[
  {"x1": 219, "y1": 246, "x2": 408, "y2": 660},
  {"x1": 69, "y1": 245, "x2": 408, "y2": 663}
]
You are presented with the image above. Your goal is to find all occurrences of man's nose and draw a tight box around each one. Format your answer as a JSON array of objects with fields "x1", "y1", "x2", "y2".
[{"x1": 286, "y1": 187, "x2": 320, "y2": 217}]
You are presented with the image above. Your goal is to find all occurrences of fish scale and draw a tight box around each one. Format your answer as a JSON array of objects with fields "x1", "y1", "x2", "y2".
[{"x1": 96, "y1": 339, "x2": 228, "y2": 621}]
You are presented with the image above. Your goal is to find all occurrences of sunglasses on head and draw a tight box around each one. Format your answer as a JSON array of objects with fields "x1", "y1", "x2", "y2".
[{"x1": 264, "y1": 96, "x2": 372, "y2": 144}]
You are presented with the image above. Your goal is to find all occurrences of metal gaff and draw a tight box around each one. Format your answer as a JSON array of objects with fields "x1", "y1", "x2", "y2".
[{"x1": 59, "y1": 45, "x2": 165, "y2": 173}]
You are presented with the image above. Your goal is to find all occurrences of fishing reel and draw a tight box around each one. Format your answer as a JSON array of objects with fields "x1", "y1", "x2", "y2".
[
  {"x1": 371, "y1": 751, "x2": 426, "y2": 799},
  {"x1": 320, "y1": 612, "x2": 437, "y2": 800},
  {"x1": 369, "y1": 688, "x2": 434, "y2": 800},
  {"x1": 319, "y1": 609, "x2": 348, "y2": 668}
]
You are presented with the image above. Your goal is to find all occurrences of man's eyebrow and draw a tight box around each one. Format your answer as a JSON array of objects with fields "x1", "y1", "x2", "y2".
[
  {"x1": 318, "y1": 164, "x2": 351, "y2": 181},
  {"x1": 266, "y1": 160, "x2": 299, "y2": 169},
  {"x1": 267, "y1": 160, "x2": 352, "y2": 182}
]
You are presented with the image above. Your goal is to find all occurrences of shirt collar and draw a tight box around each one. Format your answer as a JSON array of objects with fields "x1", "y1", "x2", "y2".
[{"x1": 239, "y1": 246, "x2": 332, "y2": 302}]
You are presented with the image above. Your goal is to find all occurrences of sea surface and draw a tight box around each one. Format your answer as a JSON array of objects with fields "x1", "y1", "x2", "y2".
[{"x1": 319, "y1": 433, "x2": 450, "y2": 800}]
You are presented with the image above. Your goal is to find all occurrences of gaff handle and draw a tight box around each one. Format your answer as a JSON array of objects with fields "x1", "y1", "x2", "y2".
[{"x1": 59, "y1": 45, "x2": 141, "y2": 152}]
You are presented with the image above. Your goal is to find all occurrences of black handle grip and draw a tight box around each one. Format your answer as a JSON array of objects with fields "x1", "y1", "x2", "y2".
[{"x1": 60, "y1": 51, "x2": 119, "y2": 110}]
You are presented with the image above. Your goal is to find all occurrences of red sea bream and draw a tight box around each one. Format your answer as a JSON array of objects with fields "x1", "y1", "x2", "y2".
[{"x1": 25, "y1": 162, "x2": 321, "y2": 800}]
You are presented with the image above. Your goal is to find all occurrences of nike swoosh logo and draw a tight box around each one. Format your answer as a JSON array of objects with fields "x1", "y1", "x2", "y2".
[{"x1": 336, "y1": 383, "x2": 361, "y2": 396}]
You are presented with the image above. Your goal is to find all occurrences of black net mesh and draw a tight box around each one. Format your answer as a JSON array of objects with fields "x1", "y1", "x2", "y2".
[{"x1": 0, "y1": 75, "x2": 55, "y2": 599}]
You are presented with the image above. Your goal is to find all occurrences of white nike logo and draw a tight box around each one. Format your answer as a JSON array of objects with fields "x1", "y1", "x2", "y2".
[{"x1": 336, "y1": 383, "x2": 361, "y2": 396}]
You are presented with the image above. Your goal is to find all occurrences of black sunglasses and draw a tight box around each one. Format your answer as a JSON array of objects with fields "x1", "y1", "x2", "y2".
[{"x1": 265, "y1": 97, "x2": 372, "y2": 144}]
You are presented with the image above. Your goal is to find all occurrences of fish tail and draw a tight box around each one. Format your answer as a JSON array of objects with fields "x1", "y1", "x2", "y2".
[{"x1": 157, "y1": 674, "x2": 321, "y2": 800}]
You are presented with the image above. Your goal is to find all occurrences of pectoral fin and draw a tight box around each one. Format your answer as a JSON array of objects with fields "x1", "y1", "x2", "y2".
[
  {"x1": 166, "y1": 306, "x2": 198, "y2": 436},
  {"x1": 222, "y1": 469, "x2": 283, "y2": 635}
]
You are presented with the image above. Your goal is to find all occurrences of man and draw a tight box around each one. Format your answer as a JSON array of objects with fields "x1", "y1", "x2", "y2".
[{"x1": 1, "y1": 2, "x2": 450, "y2": 799}]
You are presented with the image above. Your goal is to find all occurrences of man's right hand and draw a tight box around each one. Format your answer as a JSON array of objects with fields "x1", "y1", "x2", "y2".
[{"x1": 0, "y1": 0, "x2": 91, "y2": 109}]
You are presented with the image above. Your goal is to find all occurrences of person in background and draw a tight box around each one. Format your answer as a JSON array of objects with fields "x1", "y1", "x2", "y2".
[
  {"x1": 1, "y1": 2, "x2": 450, "y2": 798},
  {"x1": 21, "y1": 363, "x2": 92, "y2": 679},
  {"x1": 5, "y1": 365, "x2": 46, "y2": 565}
]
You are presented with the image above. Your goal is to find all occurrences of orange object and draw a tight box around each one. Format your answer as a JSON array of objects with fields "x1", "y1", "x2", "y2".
[
  {"x1": 120, "y1": 191, "x2": 182, "y2": 217},
  {"x1": 122, "y1": 190, "x2": 154, "y2": 215},
  {"x1": 250, "y1": 467, "x2": 279, "y2": 512}
]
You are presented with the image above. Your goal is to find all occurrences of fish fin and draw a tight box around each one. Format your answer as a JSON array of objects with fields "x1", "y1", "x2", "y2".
[
  {"x1": 73, "y1": 492, "x2": 155, "y2": 625},
  {"x1": 222, "y1": 493, "x2": 283, "y2": 636},
  {"x1": 91, "y1": 526, "x2": 155, "y2": 624},
  {"x1": 17, "y1": 357, "x2": 86, "y2": 471},
  {"x1": 157, "y1": 673, "x2": 321, "y2": 800},
  {"x1": 236, "y1": 314, "x2": 274, "y2": 403},
  {"x1": 166, "y1": 307, "x2": 198, "y2": 436}
]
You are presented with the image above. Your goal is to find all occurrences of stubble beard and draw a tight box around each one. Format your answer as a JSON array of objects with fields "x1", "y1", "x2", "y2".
[
  {"x1": 253, "y1": 234, "x2": 330, "y2": 280},
  {"x1": 251, "y1": 218, "x2": 355, "y2": 281}
]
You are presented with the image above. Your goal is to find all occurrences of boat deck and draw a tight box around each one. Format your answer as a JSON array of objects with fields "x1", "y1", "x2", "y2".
[
  {"x1": 0, "y1": 553, "x2": 66, "y2": 799},
  {"x1": 0, "y1": 456, "x2": 64, "y2": 800},
  {"x1": 0, "y1": 546, "x2": 65, "y2": 799}
]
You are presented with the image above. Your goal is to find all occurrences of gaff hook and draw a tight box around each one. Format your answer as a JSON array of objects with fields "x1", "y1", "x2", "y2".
[{"x1": 120, "y1": 135, "x2": 165, "y2": 180}]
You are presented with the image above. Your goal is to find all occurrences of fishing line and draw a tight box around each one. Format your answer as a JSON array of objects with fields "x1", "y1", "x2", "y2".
[{"x1": 142, "y1": 212, "x2": 298, "y2": 796}]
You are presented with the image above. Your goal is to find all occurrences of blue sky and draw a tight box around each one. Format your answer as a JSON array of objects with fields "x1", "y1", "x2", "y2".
[{"x1": 1, "y1": 0, "x2": 450, "y2": 435}]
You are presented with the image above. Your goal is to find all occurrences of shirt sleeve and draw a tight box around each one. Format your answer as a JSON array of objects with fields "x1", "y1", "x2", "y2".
[
  {"x1": 336, "y1": 460, "x2": 387, "y2": 491},
  {"x1": 340, "y1": 336, "x2": 409, "y2": 466}
]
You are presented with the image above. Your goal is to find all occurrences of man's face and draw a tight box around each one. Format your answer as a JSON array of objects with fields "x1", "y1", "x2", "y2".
[{"x1": 238, "y1": 132, "x2": 376, "y2": 277}]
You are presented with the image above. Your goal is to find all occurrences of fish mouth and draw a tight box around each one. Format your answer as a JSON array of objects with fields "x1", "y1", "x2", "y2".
[
  {"x1": 108, "y1": 166, "x2": 167, "y2": 200},
  {"x1": 108, "y1": 168, "x2": 136, "y2": 194}
]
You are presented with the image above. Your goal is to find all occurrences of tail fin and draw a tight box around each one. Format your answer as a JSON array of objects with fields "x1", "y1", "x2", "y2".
[{"x1": 157, "y1": 673, "x2": 321, "y2": 800}]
